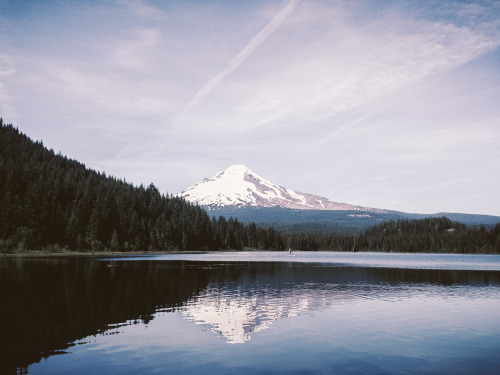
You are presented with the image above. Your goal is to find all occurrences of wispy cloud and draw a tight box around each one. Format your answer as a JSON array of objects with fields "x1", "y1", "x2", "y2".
[
  {"x1": 165, "y1": 0, "x2": 500, "y2": 140},
  {"x1": 109, "y1": 27, "x2": 162, "y2": 70},
  {"x1": 236, "y1": 11, "x2": 499, "y2": 128},
  {"x1": 0, "y1": 54, "x2": 17, "y2": 121},
  {"x1": 179, "y1": 0, "x2": 300, "y2": 116},
  {"x1": 2, "y1": 0, "x2": 499, "y2": 214},
  {"x1": 117, "y1": 0, "x2": 169, "y2": 21}
]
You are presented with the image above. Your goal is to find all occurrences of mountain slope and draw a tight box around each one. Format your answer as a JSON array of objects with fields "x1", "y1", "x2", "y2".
[
  {"x1": 179, "y1": 165, "x2": 385, "y2": 212},
  {"x1": 179, "y1": 165, "x2": 500, "y2": 232},
  {"x1": 207, "y1": 206, "x2": 500, "y2": 233},
  {"x1": 0, "y1": 121, "x2": 284, "y2": 252}
]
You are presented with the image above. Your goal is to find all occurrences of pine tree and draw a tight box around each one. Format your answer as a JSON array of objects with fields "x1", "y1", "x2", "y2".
[{"x1": 110, "y1": 229, "x2": 120, "y2": 251}]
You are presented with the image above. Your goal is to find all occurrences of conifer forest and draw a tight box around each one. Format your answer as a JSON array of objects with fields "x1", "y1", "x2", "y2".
[{"x1": 1, "y1": 119, "x2": 499, "y2": 253}]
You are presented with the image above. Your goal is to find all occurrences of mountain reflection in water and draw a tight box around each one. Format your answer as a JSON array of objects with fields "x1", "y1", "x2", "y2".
[
  {"x1": 1, "y1": 255, "x2": 500, "y2": 374},
  {"x1": 180, "y1": 262, "x2": 500, "y2": 344}
]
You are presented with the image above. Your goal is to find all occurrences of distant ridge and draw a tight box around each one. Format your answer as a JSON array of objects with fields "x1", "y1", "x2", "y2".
[
  {"x1": 205, "y1": 206, "x2": 500, "y2": 233},
  {"x1": 178, "y1": 165, "x2": 500, "y2": 232},
  {"x1": 179, "y1": 165, "x2": 386, "y2": 213}
]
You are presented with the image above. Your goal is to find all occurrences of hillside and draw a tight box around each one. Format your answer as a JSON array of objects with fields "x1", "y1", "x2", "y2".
[
  {"x1": 285, "y1": 216, "x2": 500, "y2": 253},
  {"x1": 1, "y1": 119, "x2": 499, "y2": 254},
  {"x1": 204, "y1": 206, "x2": 396, "y2": 233},
  {"x1": 181, "y1": 165, "x2": 500, "y2": 233},
  {"x1": 205, "y1": 206, "x2": 500, "y2": 233},
  {"x1": 0, "y1": 120, "x2": 285, "y2": 252}
]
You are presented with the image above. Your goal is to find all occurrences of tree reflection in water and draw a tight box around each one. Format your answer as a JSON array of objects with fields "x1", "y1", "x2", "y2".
[{"x1": 1, "y1": 256, "x2": 499, "y2": 374}]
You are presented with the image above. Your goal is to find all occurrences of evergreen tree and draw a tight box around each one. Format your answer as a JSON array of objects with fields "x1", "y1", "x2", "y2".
[{"x1": 1, "y1": 119, "x2": 499, "y2": 254}]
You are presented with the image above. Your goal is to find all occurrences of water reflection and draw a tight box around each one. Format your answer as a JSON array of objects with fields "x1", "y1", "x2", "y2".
[
  {"x1": 182, "y1": 283, "x2": 330, "y2": 344},
  {"x1": 180, "y1": 263, "x2": 500, "y2": 343},
  {"x1": 1, "y1": 257, "x2": 499, "y2": 373},
  {"x1": 0, "y1": 257, "x2": 211, "y2": 374}
]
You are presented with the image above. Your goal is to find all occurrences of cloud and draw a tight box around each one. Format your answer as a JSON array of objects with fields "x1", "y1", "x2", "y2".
[
  {"x1": 2, "y1": 0, "x2": 499, "y2": 214},
  {"x1": 174, "y1": 1, "x2": 500, "y2": 134},
  {"x1": 0, "y1": 54, "x2": 15, "y2": 76},
  {"x1": 0, "y1": 83, "x2": 15, "y2": 120},
  {"x1": 178, "y1": 0, "x2": 300, "y2": 117},
  {"x1": 0, "y1": 54, "x2": 17, "y2": 120},
  {"x1": 109, "y1": 27, "x2": 162, "y2": 70},
  {"x1": 117, "y1": 0, "x2": 169, "y2": 21}
]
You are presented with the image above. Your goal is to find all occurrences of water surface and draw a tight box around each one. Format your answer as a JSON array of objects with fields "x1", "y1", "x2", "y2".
[{"x1": 2, "y1": 252, "x2": 500, "y2": 374}]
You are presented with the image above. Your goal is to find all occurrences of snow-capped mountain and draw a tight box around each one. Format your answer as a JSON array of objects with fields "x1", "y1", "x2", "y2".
[
  {"x1": 181, "y1": 282, "x2": 332, "y2": 344},
  {"x1": 179, "y1": 164, "x2": 385, "y2": 212}
]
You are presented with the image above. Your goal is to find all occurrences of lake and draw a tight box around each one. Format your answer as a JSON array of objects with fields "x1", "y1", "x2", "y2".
[{"x1": 2, "y1": 251, "x2": 500, "y2": 374}]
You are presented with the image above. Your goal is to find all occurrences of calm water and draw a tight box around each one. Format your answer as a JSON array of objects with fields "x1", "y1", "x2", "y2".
[{"x1": 1, "y1": 252, "x2": 500, "y2": 374}]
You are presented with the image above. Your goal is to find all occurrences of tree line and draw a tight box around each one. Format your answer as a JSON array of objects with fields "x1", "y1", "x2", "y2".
[
  {"x1": 1, "y1": 119, "x2": 499, "y2": 253},
  {"x1": 285, "y1": 217, "x2": 500, "y2": 253},
  {"x1": 0, "y1": 120, "x2": 285, "y2": 252}
]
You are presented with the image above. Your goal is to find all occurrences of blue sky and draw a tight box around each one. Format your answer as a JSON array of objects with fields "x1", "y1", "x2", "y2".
[{"x1": 1, "y1": 0, "x2": 499, "y2": 215}]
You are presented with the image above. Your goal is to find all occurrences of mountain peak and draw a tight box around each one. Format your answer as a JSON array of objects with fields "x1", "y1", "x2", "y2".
[
  {"x1": 224, "y1": 164, "x2": 251, "y2": 174},
  {"x1": 216, "y1": 164, "x2": 254, "y2": 180},
  {"x1": 179, "y1": 165, "x2": 385, "y2": 212}
]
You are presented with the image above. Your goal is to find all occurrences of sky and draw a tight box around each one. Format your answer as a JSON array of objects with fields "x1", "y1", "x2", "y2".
[{"x1": 1, "y1": 0, "x2": 499, "y2": 216}]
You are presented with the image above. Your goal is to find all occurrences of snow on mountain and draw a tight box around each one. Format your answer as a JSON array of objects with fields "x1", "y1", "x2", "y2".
[
  {"x1": 181, "y1": 283, "x2": 331, "y2": 344},
  {"x1": 178, "y1": 164, "x2": 385, "y2": 212}
]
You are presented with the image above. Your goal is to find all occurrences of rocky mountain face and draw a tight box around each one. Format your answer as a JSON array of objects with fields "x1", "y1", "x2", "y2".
[{"x1": 179, "y1": 165, "x2": 385, "y2": 212}]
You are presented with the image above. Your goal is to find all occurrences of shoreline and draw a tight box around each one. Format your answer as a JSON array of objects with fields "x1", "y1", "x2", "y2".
[
  {"x1": 2, "y1": 249, "x2": 499, "y2": 257},
  {"x1": 0, "y1": 250, "x2": 210, "y2": 258}
]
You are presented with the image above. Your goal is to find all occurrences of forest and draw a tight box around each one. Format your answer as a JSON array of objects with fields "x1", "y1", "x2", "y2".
[
  {"x1": 0, "y1": 120, "x2": 283, "y2": 252},
  {"x1": 1, "y1": 119, "x2": 499, "y2": 253},
  {"x1": 286, "y1": 217, "x2": 500, "y2": 253}
]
